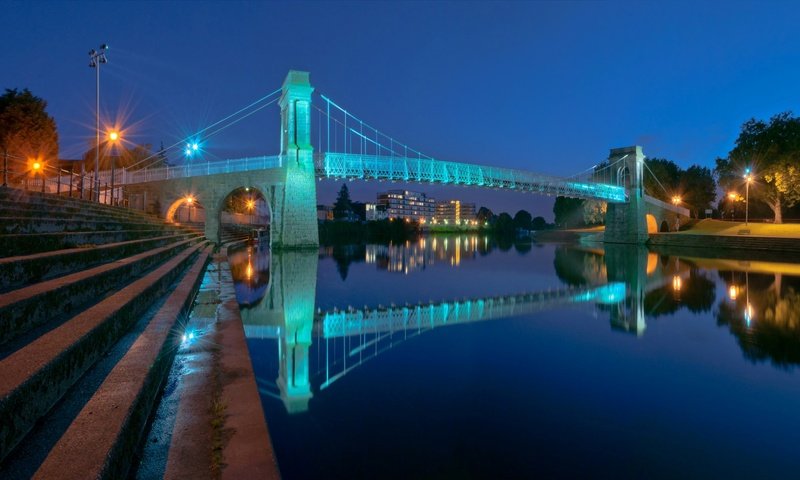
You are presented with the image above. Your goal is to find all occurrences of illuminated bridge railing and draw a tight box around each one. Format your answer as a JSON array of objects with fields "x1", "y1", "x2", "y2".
[
  {"x1": 114, "y1": 155, "x2": 283, "y2": 185},
  {"x1": 315, "y1": 153, "x2": 628, "y2": 202},
  {"x1": 317, "y1": 283, "x2": 626, "y2": 338}
]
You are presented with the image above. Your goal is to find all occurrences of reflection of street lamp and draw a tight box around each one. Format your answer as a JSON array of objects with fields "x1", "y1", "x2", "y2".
[
  {"x1": 89, "y1": 43, "x2": 109, "y2": 202},
  {"x1": 744, "y1": 168, "x2": 753, "y2": 225}
]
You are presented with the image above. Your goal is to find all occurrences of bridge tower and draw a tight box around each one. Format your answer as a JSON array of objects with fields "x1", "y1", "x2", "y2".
[
  {"x1": 604, "y1": 244, "x2": 648, "y2": 335},
  {"x1": 604, "y1": 145, "x2": 650, "y2": 244},
  {"x1": 271, "y1": 71, "x2": 319, "y2": 249}
]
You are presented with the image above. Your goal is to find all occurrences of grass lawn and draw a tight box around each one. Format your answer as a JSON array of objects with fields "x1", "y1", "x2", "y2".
[{"x1": 681, "y1": 219, "x2": 800, "y2": 237}]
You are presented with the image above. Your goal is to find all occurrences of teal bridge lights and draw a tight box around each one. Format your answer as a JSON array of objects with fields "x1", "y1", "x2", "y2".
[
  {"x1": 315, "y1": 282, "x2": 627, "y2": 340},
  {"x1": 314, "y1": 153, "x2": 628, "y2": 202}
]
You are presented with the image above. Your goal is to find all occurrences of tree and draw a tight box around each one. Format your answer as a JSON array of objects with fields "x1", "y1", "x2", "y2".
[
  {"x1": 531, "y1": 216, "x2": 548, "y2": 230},
  {"x1": 0, "y1": 88, "x2": 58, "y2": 174},
  {"x1": 553, "y1": 196, "x2": 585, "y2": 228},
  {"x1": 333, "y1": 183, "x2": 354, "y2": 220},
  {"x1": 476, "y1": 206, "x2": 494, "y2": 225},
  {"x1": 494, "y1": 212, "x2": 514, "y2": 235},
  {"x1": 717, "y1": 112, "x2": 800, "y2": 223},
  {"x1": 643, "y1": 158, "x2": 681, "y2": 202},
  {"x1": 679, "y1": 165, "x2": 716, "y2": 217},
  {"x1": 582, "y1": 200, "x2": 607, "y2": 225},
  {"x1": 82, "y1": 142, "x2": 155, "y2": 171},
  {"x1": 156, "y1": 141, "x2": 169, "y2": 168},
  {"x1": 513, "y1": 209, "x2": 532, "y2": 231}
]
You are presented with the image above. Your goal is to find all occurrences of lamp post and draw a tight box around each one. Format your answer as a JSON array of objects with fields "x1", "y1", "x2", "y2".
[
  {"x1": 32, "y1": 160, "x2": 44, "y2": 193},
  {"x1": 108, "y1": 130, "x2": 119, "y2": 205},
  {"x1": 672, "y1": 196, "x2": 681, "y2": 231},
  {"x1": 744, "y1": 168, "x2": 752, "y2": 225},
  {"x1": 89, "y1": 44, "x2": 109, "y2": 202},
  {"x1": 728, "y1": 192, "x2": 737, "y2": 221},
  {"x1": 186, "y1": 195, "x2": 194, "y2": 222}
]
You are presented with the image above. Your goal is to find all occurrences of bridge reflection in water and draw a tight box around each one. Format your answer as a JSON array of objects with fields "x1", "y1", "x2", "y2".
[
  {"x1": 235, "y1": 238, "x2": 800, "y2": 415},
  {"x1": 236, "y1": 239, "x2": 706, "y2": 415}
]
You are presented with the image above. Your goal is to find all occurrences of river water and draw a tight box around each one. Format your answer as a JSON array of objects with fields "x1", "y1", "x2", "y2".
[{"x1": 229, "y1": 236, "x2": 800, "y2": 479}]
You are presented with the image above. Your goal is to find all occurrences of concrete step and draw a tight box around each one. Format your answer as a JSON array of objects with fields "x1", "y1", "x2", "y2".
[
  {"x1": 0, "y1": 206, "x2": 167, "y2": 227},
  {"x1": 0, "y1": 216, "x2": 172, "y2": 234},
  {"x1": 0, "y1": 233, "x2": 200, "y2": 292},
  {"x1": 0, "y1": 229, "x2": 183, "y2": 258},
  {"x1": 0, "y1": 189, "x2": 158, "y2": 222},
  {"x1": 0, "y1": 237, "x2": 201, "y2": 346},
  {"x1": 0, "y1": 241, "x2": 208, "y2": 463},
  {"x1": 32, "y1": 245, "x2": 212, "y2": 480}
]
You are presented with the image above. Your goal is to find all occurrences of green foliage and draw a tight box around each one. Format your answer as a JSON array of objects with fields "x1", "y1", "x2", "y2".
[
  {"x1": 582, "y1": 200, "x2": 606, "y2": 225},
  {"x1": 643, "y1": 158, "x2": 681, "y2": 202},
  {"x1": 494, "y1": 212, "x2": 515, "y2": 235},
  {"x1": 0, "y1": 88, "x2": 58, "y2": 169},
  {"x1": 476, "y1": 206, "x2": 494, "y2": 224},
  {"x1": 333, "y1": 183, "x2": 354, "y2": 220},
  {"x1": 531, "y1": 216, "x2": 548, "y2": 230},
  {"x1": 82, "y1": 142, "x2": 155, "y2": 170},
  {"x1": 553, "y1": 196, "x2": 585, "y2": 228},
  {"x1": 513, "y1": 209, "x2": 532, "y2": 230},
  {"x1": 679, "y1": 165, "x2": 716, "y2": 217},
  {"x1": 644, "y1": 157, "x2": 716, "y2": 217},
  {"x1": 717, "y1": 111, "x2": 800, "y2": 223}
]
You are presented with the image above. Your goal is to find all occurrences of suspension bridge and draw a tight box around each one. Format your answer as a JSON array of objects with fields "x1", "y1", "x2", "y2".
[{"x1": 45, "y1": 70, "x2": 690, "y2": 247}]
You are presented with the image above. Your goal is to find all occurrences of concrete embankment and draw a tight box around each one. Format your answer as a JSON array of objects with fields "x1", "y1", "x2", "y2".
[
  {"x1": 136, "y1": 243, "x2": 280, "y2": 480},
  {"x1": 648, "y1": 232, "x2": 800, "y2": 259}
]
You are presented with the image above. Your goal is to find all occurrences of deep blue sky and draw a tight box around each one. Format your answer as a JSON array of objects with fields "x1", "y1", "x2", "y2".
[{"x1": 4, "y1": 1, "x2": 800, "y2": 218}]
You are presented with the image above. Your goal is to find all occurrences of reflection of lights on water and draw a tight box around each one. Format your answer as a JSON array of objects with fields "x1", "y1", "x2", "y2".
[
  {"x1": 729, "y1": 285, "x2": 739, "y2": 301},
  {"x1": 246, "y1": 263, "x2": 253, "y2": 280},
  {"x1": 745, "y1": 303, "x2": 753, "y2": 327},
  {"x1": 672, "y1": 275, "x2": 682, "y2": 291},
  {"x1": 182, "y1": 329, "x2": 196, "y2": 345}
]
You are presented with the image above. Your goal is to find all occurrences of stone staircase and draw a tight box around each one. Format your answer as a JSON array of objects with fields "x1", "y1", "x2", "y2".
[{"x1": 0, "y1": 187, "x2": 212, "y2": 479}]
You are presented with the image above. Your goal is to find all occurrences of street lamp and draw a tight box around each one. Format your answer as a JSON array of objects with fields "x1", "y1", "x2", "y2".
[
  {"x1": 744, "y1": 168, "x2": 753, "y2": 225},
  {"x1": 728, "y1": 192, "x2": 738, "y2": 221},
  {"x1": 185, "y1": 195, "x2": 194, "y2": 222},
  {"x1": 89, "y1": 44, "x2": 109, "y2": 202},
  {"x1": 107, "y1": 130, "x2": 120, "y2": 205},
  {"x1": 32, "y1": 160, "x2": 44, "y2": 193}
]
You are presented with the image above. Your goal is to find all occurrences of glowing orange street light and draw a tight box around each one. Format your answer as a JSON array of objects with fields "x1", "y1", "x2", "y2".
[
  {"x1": 106, "y1": 130, "x2": 122, "y2": 205},
  {"x1": 671, "y1": 195, "x2": 681, "y2": 206},
  {"x1": 32, "y1": 161, "x2": 41, "y2": 171},
  {"x1": 185, "y1": 195, "x2": 194, "y2": 204}
]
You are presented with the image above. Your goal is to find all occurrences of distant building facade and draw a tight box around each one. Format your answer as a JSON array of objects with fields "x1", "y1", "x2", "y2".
[
  {"x1": 435, "y1": 200, "x2": 476, "y2": 224},
  {"x1": 317, "y1": 204, "x2": 334, "y2": 221},
  {"x1": 365, "y1": 203, "x2": 388, "y2": 221},
  {"x1": 377, "y1": 190, "x2": 435, "y2": 221}
]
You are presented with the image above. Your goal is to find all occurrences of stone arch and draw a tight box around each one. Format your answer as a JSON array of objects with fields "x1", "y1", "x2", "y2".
[
  {"x1": 216, "y1": 186, "x2": 272, "y2": 241},
  {"x1": 645, "y1": 213, "x2": 658, "y2": 234},
  {"x1": 165, "y1": 195, "x2": 204, "y2": 223},
  {"x1": 660, "y1": 220, "x2": 670, "y2": 232}
]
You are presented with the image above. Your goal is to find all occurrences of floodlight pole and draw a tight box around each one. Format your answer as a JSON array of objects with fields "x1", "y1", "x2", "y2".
[{"x1": 89, "y1": 44, "x2": 108, "y2": 202}]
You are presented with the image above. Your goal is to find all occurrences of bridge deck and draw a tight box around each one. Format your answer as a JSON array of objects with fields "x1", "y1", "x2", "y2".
[{"x1": 316, "y1": 153, "x2": 628, "y2": 202}]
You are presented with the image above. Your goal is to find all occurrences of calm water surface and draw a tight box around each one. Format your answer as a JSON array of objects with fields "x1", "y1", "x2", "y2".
[{"x1": 229, "y1": 237, "x2": 800, "y2": 479}]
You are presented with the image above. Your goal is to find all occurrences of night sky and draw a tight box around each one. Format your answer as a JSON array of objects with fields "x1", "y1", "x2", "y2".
[{"x1": 4, "y1": 1, "x2": 800, "y2": 219}]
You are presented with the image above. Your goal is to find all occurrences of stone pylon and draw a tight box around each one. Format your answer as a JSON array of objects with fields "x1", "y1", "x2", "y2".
[
  {"x1": 604, "y1": 146, "x2": 649, "y2": 244},
  {"x1": 271, "y1": 70, "x2": 319, "y2": 249}
]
